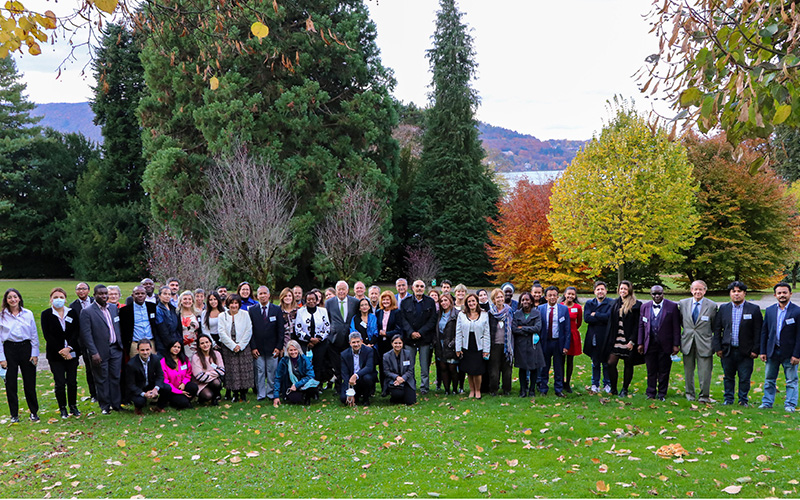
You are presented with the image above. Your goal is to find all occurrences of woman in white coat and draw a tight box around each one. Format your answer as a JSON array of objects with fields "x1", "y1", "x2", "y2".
[
  {"x1": 455, "y1": 293, "x2": 490, "y2": 399},
  {"x1": 217, "y1": 294, "x2": 253, "y2": 402}
]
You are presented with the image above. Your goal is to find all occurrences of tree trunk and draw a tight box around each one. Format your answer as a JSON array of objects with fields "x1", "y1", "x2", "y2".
[{"x1": 617, "y1": 263, "x2": 625, "y2": 285}]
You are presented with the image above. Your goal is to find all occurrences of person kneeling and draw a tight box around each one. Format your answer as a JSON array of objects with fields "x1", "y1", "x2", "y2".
[
  {"x1": 161, "y1": 340, "x2": 199, "y2": 409},
  {"x1": 341, "y1": 332, "x2": 376, "y2": 406},
  {"x1": 273, "y1": 340, "x2": 319, "y2": 407},
  {"x1": 383, "y1": 334, "x2": 416, "y2": 405},
  {"x1": 126, "y1": 339, "x2": 168, "y2": 415}
]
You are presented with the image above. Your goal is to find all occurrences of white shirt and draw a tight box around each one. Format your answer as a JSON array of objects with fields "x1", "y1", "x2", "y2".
[
  {"x1": 549, "y1": 305, "x2": 559, "y2": 339},
  {"x1": 0, "y1": 308, "x2": 39, "y2": 362},
  {"x1": 352, "y1": 350, "x2": 360, "y2": 378}
]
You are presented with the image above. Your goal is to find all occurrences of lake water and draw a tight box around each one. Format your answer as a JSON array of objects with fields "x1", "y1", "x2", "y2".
[{"x1": 498, "y1": 170, "x2": 563, "y2": 187}]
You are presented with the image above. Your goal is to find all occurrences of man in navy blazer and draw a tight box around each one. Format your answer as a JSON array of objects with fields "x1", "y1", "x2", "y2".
[
  {"x1": 79, "y1": 284, "x2": 124, "y2": 414},
  {"x1": 759, "y1": 282, "x2": 800, "y2": 412},
  {"x1": 249, "y1": 286, "x2": 286, "y2": 401},
  {"x1": 583, "y1": 281, "x2": 614, "y2": 393},
  {"x1": 325, "y1": 281, "x2": 360, "y2": 392},
  {"x1": 713, "y1": 281, "x2": 763, "y2": 406},
  {"x1": 637, "y1": 285, "x2": 681, "y2": 400},
  {"x1": 340, "y1": 332, "x2": 375, "y2": 405},
  {"x1": 537, "y1": 286, "x2": 570, "y2": 397}
]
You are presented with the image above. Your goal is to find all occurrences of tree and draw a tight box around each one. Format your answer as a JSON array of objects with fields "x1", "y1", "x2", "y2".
[
  {"x1": 147, "y1": 224, "x2": 220, "y2": 291},
  {"x1": 549, "y1": 100, "x2": 699, "y2": 283},
  {"x1": 682, "y1": 132, "x2": 800, "y2": 289},
  {"x1": 771, "y1": 125, "x2": 800, "y2": 183},
  {"x1": 643, "y1": 0, "x2": 800, "y2": 151},
  {"x1": 64, "y1": 23, "x2": 149, "y2": 281},
  {"x1": 404, "y1": 243, "x2": 441, "y2": 286},
  {"x1": 408, "y1": 0, "x2": 500, "y2": 285},
  {"x1": 488, "y1": 180, "x2": 593, "y2": 290}
]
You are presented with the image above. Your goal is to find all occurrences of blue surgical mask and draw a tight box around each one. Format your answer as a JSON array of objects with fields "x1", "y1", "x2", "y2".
[{"x1": 52, "y1": 298, "x2": 66, "y2": 309}]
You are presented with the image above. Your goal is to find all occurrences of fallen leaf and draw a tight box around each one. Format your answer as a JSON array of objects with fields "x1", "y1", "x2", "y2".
[
  {"x1": 756, "y1": 455, "x2": 768, "y2": 462},
  {"x1": 230, "y1": 456, "x2": 242, "y2": 464},
  {"x1": 117, "y1": 440, "x2": 126, "y2": 447},
  {"x1": 478, "y1": 485, "x2": 488, "y2": 494},
  {"x1": 506, "y1": 459, "x2": 518, "y2": 467},
  {"x1": 722, "y1": 485, "x2": 742, "y2": 494},
  {"x1": 731, "y1": 454, "x2": 739, "y2": 460},
  {"x1": 476, "y1": 445, "x2": 484, "y2": 452},
  {"x1": 449, "y1": 475, "x2": 459, "y2": 481},
  {"x1": 596, "y1": 480, "x2": 610, "y2": 492}
]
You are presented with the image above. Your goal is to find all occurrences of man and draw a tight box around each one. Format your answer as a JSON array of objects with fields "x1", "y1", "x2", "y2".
[
  {"x1": 168, "y1": 278, "x2": 180, "y2": 308},
  {"x1": 125, "y1": 339, "x2": 167, "y2": 415},
  {"x1": 713, "y1": 281, "x2": 763, "y2": 407},
  {"x1": 79, "y1": 284, "x2": 124, "y2": 414},
  {"x1": 126, "y1": 278, "x2": 158, "y2": 306},
  {"x1": 537, "y1": 286, "x2": 570, "y2": 397},
  {"x1": 292, "y1": 285, "x2": 304, "y2": 307},
  {"x1": 119, "y1": 286, "x2": 159, "y2": 403},
  {"x1": 340, "y1": 332, "x2": 376, "y2": 406},
  {"x1": 325, "y1": 281, "x2": 360, "y2": 392},
  {"x1": 368, "y1": 286, "x2": 381, "y2": 314},
  {"x1": 353, "y1": 281, "x2": 367, "y2": 301},
  {"x1": 399, "y1": 280, "x2": 437, "y2": 394},
  {"x1": 759, "y1": 282, "x2": 800, "y2": 412},
  {"x1": 249, "y1": 286, "x2": 285, "y2": 401},
  {"x1": 216, "y1": 285, "x2": 228, "y2": 303},
  {"x1": 531, "y1": 282, "x2": 545, "y2": 308},
  {"x1": 70, "y1": 282, "x2": 97, "y2": 402},
  {"x1": 395, "y1": 278, "x2": 410, "y2": 305},
  {"x1": 583, "y1": 281, "x2": 614, "y2": 394},
  {"x1": 501, "y1": 282, "x2": 518, "y2": 313},
  {"x1": 679, "y1": 280, "x2": 718, "y2": 403},
  {"x1": 440, "y1": 280, "x2": 452, "y2": 295},
  {"x1": 637, "y1": 285, "x2": 681, "y2": 400}
]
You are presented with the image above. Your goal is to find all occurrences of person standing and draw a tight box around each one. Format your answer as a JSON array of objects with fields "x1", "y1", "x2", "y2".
[
  {"x1": 501, "y1": 283, "x2": 518, "y2": 313},
  {"x1": 602, "y1": 281, "x2": 642, "y2": 397},
  {"x1": 218, "y1": 294, "x2": 254, "y2": 402},
  {"x1": 368, "y1": 286, "x2": 381, "y2": 314},
  {"x1": 561, "y1": 286, "x2": 582, "y2": 393},
  {"x1": 154, "y1": 286, "x2": 182, "y2": 357},
  {"x1": 511, "y1": 292, "x2": 544, "y2": 400},
  {"x1": 249, "y1": 286, "x2": 285, "y2": 401},
  {"x1": 583, "y1": 281, "x2": 613, "y2": 394},
  {"x1": 277, "y1": 287, "x2": 297, "y2": 348},
  {"x1": 120, "y1": 286, "x2": 158, "y2": 360},
  {"x1": 353, "y1": 282, "x2": 367, "y2": 301},
  {"x1": 177, "y1": 291, "x2": 201, "y2": 358},
  {"x1": 637, "y1": 285, "x2": 681, "y2": 400},
  {"x1": 375, "y1": 291, "x2": 401, "y2": 390},
  {"x1": 455, "y1": 294, "x2": 490, "y2": 399},
  {"x1": 200, "y1": 291, "x2": 225, "y2": 345},
  {"x1": 679, "y1": 280, "x2": 718, "y2": 403},
  {"x1": 395, "y1": 278, "x2": 410, "y2": 305},
  {"x1": 488, "y1": 289, "x2": 514, "y2": 396},
  {"x1": 141, "y1": 278, "x2": 157, "y2": 304},
  {"x1": 434, "y1": 293, "x2": 458, "y2": 395},
  {"x1": 531, "y1": 283, "x2": 545, "y2": 308},
  {"x1": 713, "y1": 281, "x2": 763, "y2": 407},
  {"x1": 399, "y1": 280, "x2": 437, "y2": 394},
  {"x1": 291, "y1": 285, "x2": 304, "y2": 307},
  {"x1": 0, "y1": 288, "x2": 40, "y2": 422},
  {"x1": 759, "y1": 282, "x2": 800, "y2": 412},
  {"x1": 537, "y1": 286, "x2": 570, "y2": 397},
  {"x1": 167, "y1": 278, "x2": 180, "y2": 308},
  {"x1": 70, "y1": 282, "x2": 97, "y2": 402},
  {"x1": 41, "y1": 287, "x2": 82, "y2": 418},
  {"x1": 294, "y1": 291, "x2": 330, "y2": 384},
  {"x1": 325, "y1": 281, "x2": 359, "y2": 392},
  {"x1": 237, "y1": 282, "x2": 257, "y2": 311},
  {"x1": 79, "y1": 284, "x2": 124, "y2": 414}
]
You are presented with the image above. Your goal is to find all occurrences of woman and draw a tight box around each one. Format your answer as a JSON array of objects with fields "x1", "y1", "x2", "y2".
[
  {"x1": 477, "y1": 289, "x2": 491, "y2": 312},
  {"x1": 294, "y1": 291, "x2": 330, "y2": 354},
  {"x1": 324, "y1": 287, "x2": 336, "y2": 302},
  {"x1": 429, "y1": 289, "x2": 440, "y2": 313},
  {"x1": 375, "y1": 291, "x2": 400, "y2": 390},
  {"x1": 512, "y1": 292, "x2": 544, "y2": 399},
  {"x1": 455, "y1": 294, "x2": 490, "y2": 399},
  {"x1": 194, "y1": 289, "x2": 206, "y2": 312},
  {"x1": 278, "y1": 287, "x2": 298, "y2": 348},
  {"x1": 383, "y1": 334, "x2": 416, "y2": 405},
  {"x1": 217, "y1": 294, "x2": 254, "y2": 402},
  {"x1": 561, "y1": 286, "x2": 583, "y2": 393},
  {"x1": 41, "y1": 287, "x2": 81, "y2": 418},
  {"x1": 107, "y1": 286, "x2": 122, "y2": 307},
  {"x1": 350, "y1": 298, "x2": 378, "y2": 346},
  {"x1": 237, "y1": 282, "x2": 257, "y2": 311},
  {"x1": 435, "y1": 293, "x2": 458, "y2": 395},
  {"x1": 155, "y1": 286, "x2": 182, "y2": 357},
  {"x1": 453, "y1": 284, "x2": 468, "y2": 312},
  {"x1": 161, "y1": 340, "x2": 199, "y2": 409},
  {"x1": 0, "y1": 288, "x2": 40, "y2": 422},
  {"x1": 273, "y1": 340, "x2": 318, "y2": 406},
  {"x1": 488, "y1": 288, "x2": 514, "y2": 396},
  {"x1": 602, "y1": 281, "x2": 642, "y2": 397},
  {"x1": 200, "y1": 291, "x2": 225, "y2": 345},
  {"x1": 178, "y1": 290, "x2": 201, "y2": 358},
  {"x1": 191, "y1": 334, "x2": 225, "y2": 405}
]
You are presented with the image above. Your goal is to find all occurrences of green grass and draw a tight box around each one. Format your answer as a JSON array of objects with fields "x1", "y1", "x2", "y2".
[{"x1": 1, "y1": 280, "x2": 799, "y2": 498}]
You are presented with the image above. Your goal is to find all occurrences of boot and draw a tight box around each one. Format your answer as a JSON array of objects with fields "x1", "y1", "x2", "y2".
[
  {"x1": 519, "y1": 376, "x2": 528, "y2": 398},
  {"x1": 69, "y1": 405, "x2": 81, "y2": 417},
  {"x1": 59, "y1": 407, "x2": 69, "y2": 419}
]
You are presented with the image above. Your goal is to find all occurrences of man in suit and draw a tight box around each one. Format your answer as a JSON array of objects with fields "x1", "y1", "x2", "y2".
[
  {"x1": 637, "y1": 285, "x2": 681, "y2": 400},
  {"x1": 249, "y1": 286, "x2": 285, "y2": 401},
  {"x1": 759, "y1": 282, "x2": 800, "y2": 412},
  {"x1": 713, "y1": 281, "x2": 763, "y2": 407},
  {"x1": 537, "y1": 286, "x2": 570, "y2": 397},
  {"x1": 70, "y1": 281, "x2": 98, "y2": 402},
  {"x1": 119, "y1": 285, "x2": 159, "y2": 404},
  {"x1": 79, "y1": 284, "x2": 124, "y2": 414},
  {"x1": 340, "y1": 332, "x2": 376, "y2": 405},
  {"x1": 125, "y1": 339, "x2": 167, "y2": 415},
  {"x1": 679, "y1": 280, "x2": 718, "y2": 403},
  {"x1": 325, "y1": 281, "x2": 360, "y2": 392},
  {"x1": 399, "y1": 280, "x2": 437, "y2": 394},
  {"x1": 583, "y1": 281, "x2": 614, "y2": 394}
]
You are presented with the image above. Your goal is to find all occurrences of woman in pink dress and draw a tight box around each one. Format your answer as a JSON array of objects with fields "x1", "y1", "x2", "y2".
[{"x1": 561, "y1": 286, "x2": 582, "y2": 393}]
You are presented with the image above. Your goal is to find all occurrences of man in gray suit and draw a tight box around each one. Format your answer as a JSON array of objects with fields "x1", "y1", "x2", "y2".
[
  {"x1": 325, "y1": 281, "x2": 360, "y2": 392},
  {"x1": 79, "y1": 284, "x2": 124, "y2": 414},
  {"x1": 679, "y1": 280, "x2": 718, "y2": 403}
]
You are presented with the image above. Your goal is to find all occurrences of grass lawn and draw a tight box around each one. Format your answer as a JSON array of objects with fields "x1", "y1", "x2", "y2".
[{"x1": 1, "y1": 280, "x2": 798, "y2": 498}]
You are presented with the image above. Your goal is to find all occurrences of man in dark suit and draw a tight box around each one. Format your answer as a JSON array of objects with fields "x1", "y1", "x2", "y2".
[
  {"x1": 70, "y1": 282, "x2": 98, "y2": 402},
  {"x1": 79, "y1": 284, "x2": 124, "y2": 414},
  {"x1": 119, "y1": 285, "x2": 158, "y2": 404},
  {"x1": 713, "y1": 281, "x2": 763, "y2": 407},
  {"x1": 125, "y1": 339, "x2": 167, "y2": 415},
  {"x1": 249, "y1": 286, "x2": 285, "y2": 401},
  {"x1": 637, "y1": 285, "x2": 681, "y2": 400},
  {"x1": 340, "y1": 332, "x2": 376, "y2": 405},
  {"x1": 537, "y1": 286, "x2": 570, "y2": 397},
  {"x1": 325, "y1": 281, "x2": 360, "y2": 392},
  {"x1": 399, "y1": 280, "x2": 437, "y2": 394},
  {"x1": 583, "y1": 281, "x2": 614, "y2": 394},
  {"x1": 759, "y1": 282, "x2": 800, "y2": 412}
]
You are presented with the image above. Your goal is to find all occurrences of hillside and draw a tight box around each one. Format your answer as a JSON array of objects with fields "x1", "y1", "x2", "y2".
[{"x1": 31, "y1": 102, "x2": 102, "y2": 144}]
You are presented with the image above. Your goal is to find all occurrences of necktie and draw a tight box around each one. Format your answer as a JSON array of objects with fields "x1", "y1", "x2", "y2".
[
  {"x1": 231, "y1": 313, "x2": 237, "y2": 343},
  {"x1": 262, "y1": 306, "x2": 268, "y2": 323},
  {"x1": 653, "y1": 304, "x2": 661, "y2": 310},
  {"x1": 101, "y1": 306, "x2": 116, "y2": 344},
  {"x1": 548, "y1": 306, "x2": 554, "y2": 340},
  {"x1": 340, "y1": 300, "x2": 345, "y2": 319},
  {"x1": 692, "y1": 302, "x2": 700, "y2": 323}
]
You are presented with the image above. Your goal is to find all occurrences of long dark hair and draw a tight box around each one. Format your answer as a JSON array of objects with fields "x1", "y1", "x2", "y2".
[
  {"x1": 204, "y1": 291, "x2": 226, "y2": 329},
  {"x1": 358, "y1": 298, "x2": 371, "y2": 319},
  {"x1": 164, "y1": 340, "x2": 189, "y2": 370},
  {"x1": 1, "y1": 288, "x2": 23, "y2": 315},
  {"x1": 195, "y1": 333, "x2": 219, "y2": 370}
]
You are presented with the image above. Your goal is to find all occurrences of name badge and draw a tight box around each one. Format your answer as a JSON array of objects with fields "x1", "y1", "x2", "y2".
[
  {"x1": 360, "y1": 321, "x2": 367, "y2": 328},
  {"x1": 642, "y1": 317, "x2": 648, "y2": 323},
  {"x1": 402, "y1": 360, "x2": 411, "y2": 366},
  {"x1": 210, "y1": 363, "x2": 217, "y2": 369},
  {"x1": 65, "y1": 316, "x2": 73, "y2": 323},
  {"x1": 559, "y1": 316, "x2": 565, "y2": 323},
  {"x1": 269, "y1": 316, "x2": 276, "y2": 322},
  {"x1": 743, "y1": 314, "x2": 752, "y2": 320},
  {"x1": 787, "y1": 318, "x2": 796, "y2": 325},
  {"x1": 700, "y1": 315, "x2": 709, "y2": 321},
  {"x1": 149, "y1": 313, "x2": 155, "y2": 319},
  {"x1": 571, "y1": 308, "x2": 578, "y2": 313},
  {"x1": 181, "y1": 364, "x2": 188, "y2": 370},
  {"x1": 113, "y1": 316, "x2": 120, "y2": 323}
]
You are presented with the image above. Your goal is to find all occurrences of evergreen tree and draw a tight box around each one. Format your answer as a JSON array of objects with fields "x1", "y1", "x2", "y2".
[
  {"x1": 64, "y1": 24, "x2": 148, "y2": 281},
  {"x1": 408, "y1": 0, "x2": 500, "y2": 285}
]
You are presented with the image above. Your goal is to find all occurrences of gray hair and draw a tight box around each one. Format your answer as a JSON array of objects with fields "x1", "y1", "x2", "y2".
[
  {"x1": 257, "y1": 285, "x2": 270, "y2": 294},
  {"x1": 335, "y1": 280, "x2": 349, "y2": 290},
  {"x1": 368, "y1": 285, "x2": 381, "y2": 293},
  {"x1": 107, "y1": 285, "x2": 121, "y2": 294},
  {"x1": 284, "y1": 340, "x2": 302, "y2": 356},
  {"x1": 349, "y1": 332, "x2": 363, "y2": 342},
  {"x1": 395, "y1": 278, "x2": 407, "y2": 286}
]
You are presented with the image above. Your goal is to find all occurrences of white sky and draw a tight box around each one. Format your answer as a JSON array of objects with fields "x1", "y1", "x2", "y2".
[{"x1": 14, "y1": 0, "x2": 667, "y2": 140}]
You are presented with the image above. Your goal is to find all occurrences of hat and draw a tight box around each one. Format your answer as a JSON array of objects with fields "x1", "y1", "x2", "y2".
[{"x1": 501, "y1": 282, "x2": 515, "y2": 293}]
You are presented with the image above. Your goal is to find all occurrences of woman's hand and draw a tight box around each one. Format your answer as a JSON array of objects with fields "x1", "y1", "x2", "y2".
[
  {"x1": 627, "y1": 341, "x2": 634, "y2": 351},
  {"x1": 456, "y1": 351, "x2": 462, "y2": 358},
  {"x1": 179, "y1": 383, "x2": 186, "y2": 390},
  {"x1": 0, "y1": 360, "x2": 7, "y2": 369},
  {"x1": 273, "y1": 398, "x2": 280, "y2": 407},
  {"x1": 233, "y1": 345, "x2": 241, "y2": 353},
  {"x1": 30, "y1": 356, "x2": 38, "y2": 366},
  {"x1": 394, "y1": 376, "x2": 404, "y2": 386},
  {"x1": 289, "y1": 384, "x2": 297, "y2": 392}
]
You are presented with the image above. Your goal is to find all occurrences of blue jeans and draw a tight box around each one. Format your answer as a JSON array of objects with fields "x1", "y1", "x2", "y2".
[
  {"x1": 762, "y1": 355, "x2": 799, "y2": 409},
  {"x1": 408, "y1": 344, "x2": 432, "y2": 392},
  {"x1": 720, "y1": 349, "x2": 754, "y2": 404},
  {"x1": 591, "y1": 352, "x2": 610, "y2": 388},
  {"x1": 253, "y1": 354, "x2": 278, "y2": 400}
]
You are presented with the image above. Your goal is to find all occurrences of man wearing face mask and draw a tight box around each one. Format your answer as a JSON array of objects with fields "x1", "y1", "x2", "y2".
[{"x1": 79, "y1": 284, "x2": 124, "y2": 414}]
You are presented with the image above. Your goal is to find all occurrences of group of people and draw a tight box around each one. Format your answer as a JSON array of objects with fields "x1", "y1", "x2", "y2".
[{"x1": 1, "y1": 275, "x2": 798, "y2": 422}]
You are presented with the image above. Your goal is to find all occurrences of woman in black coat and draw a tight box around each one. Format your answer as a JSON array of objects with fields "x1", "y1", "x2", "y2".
[
  {"x1": 511, "y1": 292, "x2": 544, "y2": 399},
  {"x1": 601, "y1": 280, "x2": 643, "y2": 397},
  {"x1": 155, "y1": 286, "x2": 182, "y2": 357},
  {"x1": 434, "y1": 293, "x2": 459, "y2": 394},
  {"x1": 41, "y1": 287, "x2": 82, "y2": 418}
]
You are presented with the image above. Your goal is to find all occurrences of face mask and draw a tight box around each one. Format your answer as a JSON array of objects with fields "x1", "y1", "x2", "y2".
[{"x1": 52, "y1": 298, "x2": 66, "y2": 308}]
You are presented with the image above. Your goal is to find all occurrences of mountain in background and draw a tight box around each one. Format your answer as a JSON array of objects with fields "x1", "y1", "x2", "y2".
[{"x1": 32, "y1": 103, "x2": 586, "y2": 171}]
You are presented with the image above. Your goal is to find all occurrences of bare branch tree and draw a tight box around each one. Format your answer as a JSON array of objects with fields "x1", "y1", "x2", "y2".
[
  {"x1": 404, "y1": 243, "x2": 441, "y2": 286},
  {"x1": 315, "y1": 181, "x2": 384, "y2": 282},
  {"x1": 146, "y1": 224, "x2": 220, "y2": 290},
  {"x1": 202, "y1": 146, "x2": 297, "y2": 286}
]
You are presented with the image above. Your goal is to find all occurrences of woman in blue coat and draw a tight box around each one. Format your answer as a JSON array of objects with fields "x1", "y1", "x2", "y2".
[{"x1": 273, "y1": 340, "x2": 318, "y2": 406}]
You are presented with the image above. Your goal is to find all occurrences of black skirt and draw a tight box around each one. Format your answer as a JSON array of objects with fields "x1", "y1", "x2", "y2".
[{"x1": 461, "y1": 331, "x2": 486, "y2": 376}]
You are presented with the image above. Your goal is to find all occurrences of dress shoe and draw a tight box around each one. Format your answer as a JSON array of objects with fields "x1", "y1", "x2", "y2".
[
  {"x1": 619, "y1": 389, "x2": 628, "y2": 397},
  {"x1": 564, "y1": 385, "x2": 573, "y2": 393},
  {"x1": 134, "y1": 408, "x2": 144, "y2": 416},
  {"x1": 60, "y1": 407, "x2": 69, "y2": 419},
  {"x1": 101, "y1": 409, "x2": 112, "y2": 415},
  {"x1": 9, "y1": 416, "x2": 19, "y2": 423},
  {"x1": 658, "y1": 396, "x2": 666, "y2": 401},
  {"x1": 738, "y1": 402, "x2": 749, "y2": 407},
  {"x1": 722, "y1": 401, "x2": 733, "y2": 405},
  {"x1": 555, "y1": 392, "x2": 566, "y2": 398},
  {"x1": 69, "y1": 405, "x2": 81, "y2": 417},
  {"x1": 151, "y1": 407, "x2": 165, "y2": 413}
]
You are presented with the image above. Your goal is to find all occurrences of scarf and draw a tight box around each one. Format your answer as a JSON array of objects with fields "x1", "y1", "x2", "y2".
[{"x1": 490, "y1": 303, "x2": 514, "y2": 363}]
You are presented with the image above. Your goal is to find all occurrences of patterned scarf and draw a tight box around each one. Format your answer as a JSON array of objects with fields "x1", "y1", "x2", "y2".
[{"x1": 490, "y1": 303, "x2": 514, "y2": 363}]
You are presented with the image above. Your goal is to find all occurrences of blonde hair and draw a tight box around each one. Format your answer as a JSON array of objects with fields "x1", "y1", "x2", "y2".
[
  {"x1": 178, "y1": 290, "x2": 197, "y2": 315},
  {"x1": 489, "y1": 288, "x2": 504, "y2": 303},
  {"x1": 379, "y1": 290, "x2": 397, "y2": 310},
  {"x1": 278, "y1": 287, "x2": 296, "y2": 310}
]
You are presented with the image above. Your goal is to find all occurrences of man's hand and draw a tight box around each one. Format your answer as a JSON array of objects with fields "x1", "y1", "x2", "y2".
[
  {"x1": 562, "y1": 348, "x2": 568, "y2": 356},
  {"x1": 792, "y1": 357, "x2": 800, "y2": 366},
  {"x1": 92, "y1": 353, "x2": 102, "y2": 366},
  {"x1": 309, "y1": 338, "x2": 320, "y2": 347},
  {"x1": 750, "y1": 352, "x2": 758, "y2": 359},
  {"x1": 252, "y1": 349, "x2": 260, "y2": 359},
  {"x1": 379, "y1": 329, "x2": 386, "y2": 337},
  {"x1": 411, "y1": 332, "x2": 421, "y2": 340},
  {"x1": 394, "y1": 376, "x2": 404, "y2": 386},
  {"x1": 349, "y1": 374, "x2": 358, "y2": 386},
  {"x1": 672, "y1": 346, "x2": 680, "y2": 355},
  {"x1": 0, "y1": 360, "x2": 6, "y2": 369},
  {"x1": 288, "y1": 384, "x2": 297, "y2": 392},
  {"x1": 273, "y1": 398, "x2": 280, "y2": 407},
  {"x1": 272, "y1": 349, "x2": 280, "y2": 358},
  {"x1": 233, "y1": 345, "x2": 241, "y2": 353},
  {"x1": 637, "y1": 346, "x2": 644, "y2": 355},
  {"x1": 30, "y1": 356, "x2": 38, "y2": 366},
  {"x1": 716, "y1": 350, "x2": 723, "y2": 358},
  {"x1": 759, "y1": 354, "x2": 767, "y2": 362},
  {"x1": 58, "y1": 347, "x2": 72, "y2": 359}
]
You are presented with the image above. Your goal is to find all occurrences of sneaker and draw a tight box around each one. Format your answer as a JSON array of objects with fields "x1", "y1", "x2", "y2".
[
  {"x1": 590, "y1": 385, "x2": 599, "y2": 394},
  {"x1": 30, "y1": 414, "x2": 40, "y2": 422},
  {"x1": 758, "y1": 404, "x2": 772, "y2": 409},
  {"x1": 603, "y1": 385, "x2": 612, "y2": 394},
  {"x1": 785, "y1": 407, "x2": 795, "y2": 413},
  {"x1": 9, "y1": 416, "x2": 19, "y2": 423}
]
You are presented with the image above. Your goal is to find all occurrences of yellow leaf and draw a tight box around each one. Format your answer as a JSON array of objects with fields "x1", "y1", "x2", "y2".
[
  {"x1": 209, "y1": 76, "x2": 219, "y2": 90},
  {"x1": 92, "y1": 0, "x2": 118, "y2": 14},
  {"x1": 773, "y1": 104, "x2": 792, "y2": 125},
  {"x1": 42, "y1": 10, "x2": 57, "y2": 29},
  {"x1": 475, "y1": 445, "x2": 484, "y2": 452},
  {"x1": 6, "y1": 1, "x2": 24, "y2": 14},
  {"x1": 251, "y1": 21, "x2": 269, "y2": 40},
  {"x1": 27, "y1": 42, "x2": 40, "y2": 55},
  {"x1": 116, "y1": 440, "x2": 126, "y2": 447}
]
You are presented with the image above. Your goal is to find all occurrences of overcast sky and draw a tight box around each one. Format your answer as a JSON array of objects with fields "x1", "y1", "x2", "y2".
[{"x1": 15, "y1": 0, "x2": 665, "y2": 140}]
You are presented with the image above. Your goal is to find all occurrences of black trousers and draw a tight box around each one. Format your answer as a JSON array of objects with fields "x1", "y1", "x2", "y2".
[
  {"x1": 388, "y1": 383, "x2": 416, "y2": 405},
  {"x1": 644, "y1": 344, "x2": 672, "y2": 398},
  {"x1": 50, "y1": 357, "x2": 79, "y2": 408},
  {"x1": 340, "y1": 373, "x2": 375, "y2": 404},
  {"x1": 90, "y1": 346, "x2": 123, "y2": 412},
  {"x1": 3, "y1": 341, "x2": 39, "y2": 417},
  {"x1": 488, "y1": 343, "x2": 513, "y2": 394},
  {"x1": 165, "y1": 381, "x2": 199, "y2": 409},
  {"x1": 81, "y1": 351, "x2": 97, "y2": 399}
]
